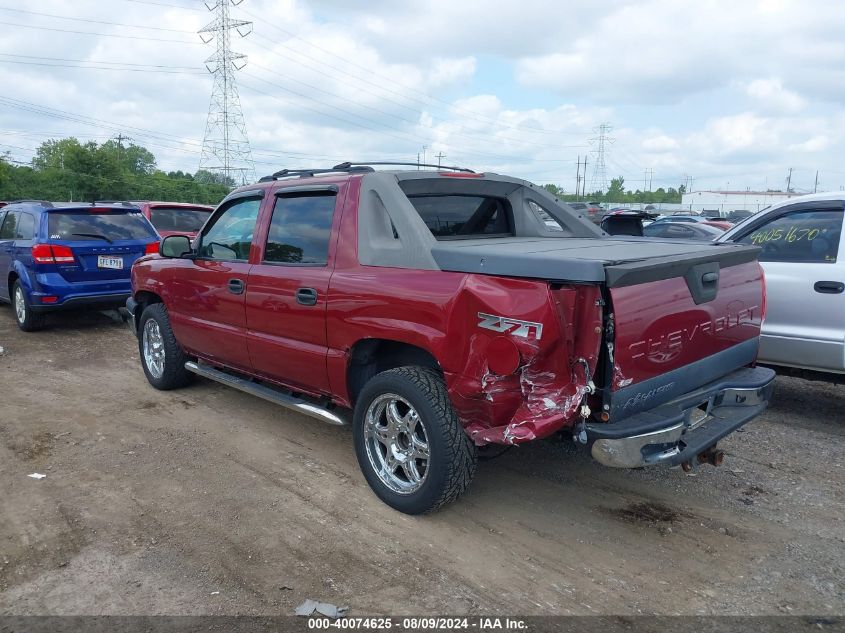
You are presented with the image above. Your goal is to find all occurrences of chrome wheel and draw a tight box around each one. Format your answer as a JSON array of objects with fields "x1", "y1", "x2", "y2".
[
  {"x1": 14, "y1": 286, "x2": 26, "y2": 323},
  {"x1": 142, "y1": 319, "x2": 165, "y2": 379},
  {"x1": 364, "y1": 393, "x2": 430, "y2": 495}
]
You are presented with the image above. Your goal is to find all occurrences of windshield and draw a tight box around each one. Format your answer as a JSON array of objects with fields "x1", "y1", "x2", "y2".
[
  {"x1": 149, "y1": 206, "x2": 211, "y2": 233},
  {"x1": 48, "y1": 210, "x2": 157, "y2": 242}
]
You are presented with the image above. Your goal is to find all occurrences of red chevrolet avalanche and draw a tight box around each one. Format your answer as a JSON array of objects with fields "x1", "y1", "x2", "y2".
[{"x1": 127, "y1": 164, "x2": 775, "y2": 514}]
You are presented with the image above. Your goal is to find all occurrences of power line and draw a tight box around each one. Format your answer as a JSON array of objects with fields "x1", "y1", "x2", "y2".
[
  {"x1": 0, "y1": 58, "x2": 203, "y2": 74},
  {"x1": 0, "y1": 6, "x2": 195, "y2": 33},
  {"x1": 243, "y1": 26, "x2": 586, "y2": 139},
  {"x1": 123, "y1": 0, "x2": 204, "y2": 10},
  {"x1": 0, "y1": 20, "x2": 201, "y2": 44},
  {"x1": 0, "y1": 52, "x2": 198, "y2": 70}
]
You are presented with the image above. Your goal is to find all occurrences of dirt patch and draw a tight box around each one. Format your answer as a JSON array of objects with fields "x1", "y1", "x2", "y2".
[
  {"x1": 1, "y1": 430, "x2": 55, "y2": 461},
  {"x1": 612, "y1": 500, "x2": 681, "y2": 524}
]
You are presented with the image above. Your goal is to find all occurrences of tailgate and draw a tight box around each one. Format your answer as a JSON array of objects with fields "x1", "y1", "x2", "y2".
[
  {"x1": 605, "y1": 246, "x2": 765, "y2": 418},
  {"x1": 57, "y1": 241, "x2": 147, "y2": 282}
]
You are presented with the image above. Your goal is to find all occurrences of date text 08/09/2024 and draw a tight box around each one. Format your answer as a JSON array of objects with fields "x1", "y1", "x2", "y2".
[{"x1": 307, "y1": 616, "x2": 528, "y2": 630}]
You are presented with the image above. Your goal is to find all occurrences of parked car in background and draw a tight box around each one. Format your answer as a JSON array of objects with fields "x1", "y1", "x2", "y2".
[
  {"x1": 702, "y1": 219, "x2": 734, "y2": 231},
  {"x1": 0, "y1": 201, "x2": 159, "y2": 331},
  {"x1": 567, "y1": 201, "x2": 604, "y2": 222},
  {"x1": 720, "y1": 193, "x2": 844, "y2": 381},
  {"x1": 727, "y1": 209, "x2": 754, "y2": 223},
  {"x1": 133, "y1": 201, "x2": 214, "y2": 238},
  {"x1": 0, "y1": 202, "x2": 8, "y2": 209},
  {"x1": 128, "y1": 163, "x2": 773, "y2": 513},
  {"x1": 643, "y1": 222, "x2": 725, "y2": 240}
]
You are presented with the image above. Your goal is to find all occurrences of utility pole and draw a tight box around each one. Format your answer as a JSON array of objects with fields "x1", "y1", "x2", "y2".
[
  {"x1": 786, "y1": 167, "x2": 794, "y2": 192},
  {"x1": 421, "y1": 145, "x2": 428, "y2": 167},
  {"x1": 436, "y1": 152, "x2": 445, "y2": 168},
  {"x1": 588, "y1": 123, "x2": 614, "y2": 194},
  {"x1": 114, "y1": 133, "x2": 131, "y2": 165},
  {"x1": 198, "y1": 0, "x2": 255, "y2": 186},
  {"x1": 575, "y1": 155, "x2": 581, "y2": 201},
  {"x1": 644, "y1": 168, "x2": 654, "y2": 192},
  {"x1": 582, "y1": 156, "x2": 588, "y2": 198},
  {"x1": 814, "y1": 170, "x2": 819, "y2": 193}
]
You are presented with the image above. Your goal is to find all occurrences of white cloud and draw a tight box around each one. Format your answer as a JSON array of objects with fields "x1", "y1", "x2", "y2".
[{"x1": 746, "y1": 78, "x2": 806, "y2": 113}]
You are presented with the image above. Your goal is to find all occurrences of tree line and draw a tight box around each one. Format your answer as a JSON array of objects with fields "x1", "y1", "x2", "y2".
[
  {"x1": 0, "y1": 138, "x2": 232, "y2": 205},
  {"x1": 543, "y1": 176, "x2": 685, "y2": 204}
]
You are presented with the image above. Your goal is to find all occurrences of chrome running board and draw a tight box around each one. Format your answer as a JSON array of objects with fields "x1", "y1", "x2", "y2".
[{"x1": 185, "y1": 361, "x2": 348, "y2": 426}]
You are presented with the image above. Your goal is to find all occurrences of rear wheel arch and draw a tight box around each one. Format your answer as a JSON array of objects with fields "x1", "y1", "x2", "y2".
[
  {"x1": 7, "y1": 271, "x2": 19, "y2": 297},
  {"x1": 347, "y1": 338, "x2": 442, "y2": 405}
]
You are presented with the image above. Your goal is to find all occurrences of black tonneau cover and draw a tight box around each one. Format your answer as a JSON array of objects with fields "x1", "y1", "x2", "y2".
[{"x1": 430, "y1": 237, "x2": 760, "y2": 287}]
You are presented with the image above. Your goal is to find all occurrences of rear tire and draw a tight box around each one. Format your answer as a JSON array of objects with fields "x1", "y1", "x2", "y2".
[
  {"x1": 12, "y1": 281, "x2": 45, "y2": 332},
  {"x1": 353, "y1": 366, "x2": 477, "y2": 514},
  {"x1": 138, "y1": 303, "x2": 192, "y2": 390}
]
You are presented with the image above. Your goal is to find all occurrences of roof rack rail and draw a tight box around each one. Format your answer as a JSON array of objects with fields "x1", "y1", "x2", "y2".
[
  {"x1": 7, "y1": 199, "x2": 54, "y2": 207},
  {"x1": 259, "y1": 165, "x2": 376, "y2": 182},
  {"x1": 333, "y1": 161, "x2": 475, "y2": 173},
  {"x1": 258, "y1": 161, "x2": 476, "y2": 182}
]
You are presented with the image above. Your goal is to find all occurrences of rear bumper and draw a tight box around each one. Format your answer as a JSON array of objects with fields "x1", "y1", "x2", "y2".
[
  {"x1": 30, "y1": 292, "x2": 130, "y2": 313},
  {"x1": 586, "y1": 366, "x2": 775, "y2": 468}
]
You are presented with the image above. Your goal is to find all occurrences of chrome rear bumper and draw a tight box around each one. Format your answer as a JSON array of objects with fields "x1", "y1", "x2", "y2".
[{"x1": 587, "y1": 367, "x2": 776, "y2": 468}]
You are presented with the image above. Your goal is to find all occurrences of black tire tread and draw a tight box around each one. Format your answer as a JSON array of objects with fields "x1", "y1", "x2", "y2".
[
  {"x1": 139, "y1": 303, "x2": 192, "y2": 390},
  {"x1": 355, "y1": 365, "x2": 477, "y2": 513},
  {"x1": 13, "y1": 280, "x2": 45, "y2": 332}
]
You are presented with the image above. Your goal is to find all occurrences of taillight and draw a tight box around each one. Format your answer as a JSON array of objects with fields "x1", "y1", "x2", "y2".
[
  {"x1": 759, "y1": 263, "x2": 767, "y2": 324},
  {"x1": 51, "y1": 245, "x2": 75, "y2": 263},
  {"x1": 32, "y1": 244, "x2": 54, "y2": 263},
  {"x1": 31, "y1": 244, "x2": 75, "y2": 264},
  {"x1": 145, "y1": 242, "x2": 160, "y2": 255}
]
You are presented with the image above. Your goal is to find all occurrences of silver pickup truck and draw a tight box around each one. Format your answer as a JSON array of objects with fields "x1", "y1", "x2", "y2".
[{"x1": 719, "y1": 193, "x2": 845, "y2": 381}]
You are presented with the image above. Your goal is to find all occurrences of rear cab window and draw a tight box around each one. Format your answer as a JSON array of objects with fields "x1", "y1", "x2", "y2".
[
  {"x1": 48, "y1": 209, "x2": 158, "y2": 242},
  {"x1": 405, "y1": 195, "x2": 512, "y2": 239},
  {"x1": 737, "y1": 208, "x2": 843, "y2": 263},
  {"x1": 149, "y1": 206, "x2": 211, "y2": 233}
]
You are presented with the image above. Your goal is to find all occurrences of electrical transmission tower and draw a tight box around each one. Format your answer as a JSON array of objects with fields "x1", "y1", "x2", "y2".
[
  {"x1": 198, "y1": 0, "x2": 255, "y2": 186},
  {"x1": 588, "y1": 123, "x2": 614, "y2": 194}
]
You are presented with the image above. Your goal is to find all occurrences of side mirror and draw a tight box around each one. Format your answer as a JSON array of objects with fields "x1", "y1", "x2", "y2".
[{"x1": 160, "y1": 235, "x2": 193, "y2": 258}]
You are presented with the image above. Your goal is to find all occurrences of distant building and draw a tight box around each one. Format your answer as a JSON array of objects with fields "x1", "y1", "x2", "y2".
[{"x1": 681, "y1": 190, "x2": 801, "y2": 215}]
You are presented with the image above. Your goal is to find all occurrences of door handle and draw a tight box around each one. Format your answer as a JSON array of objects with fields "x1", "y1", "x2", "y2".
[
  {"x1": 296, "y1": 287, "x2": 318, "y2": 306},
  {"x1": 228, "y1": 278, "x2": 245, "y2": 295},
  {"x1": 814, "y1": 281, "x2": 844, "y2": 294}
]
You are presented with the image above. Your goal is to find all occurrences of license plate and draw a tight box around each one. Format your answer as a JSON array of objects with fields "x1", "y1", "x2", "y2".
[{"x1": 97, "y1": 255, "x2": 123, "y2": 270}]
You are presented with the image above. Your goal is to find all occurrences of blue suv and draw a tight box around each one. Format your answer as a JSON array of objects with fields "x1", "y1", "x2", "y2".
[{"x1": 0, "y1": 201, "x2": 160, "y2": 331}]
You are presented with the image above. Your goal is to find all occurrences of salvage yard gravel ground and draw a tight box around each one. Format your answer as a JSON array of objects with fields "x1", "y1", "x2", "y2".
[{"x1": 0, "y1": 308, "x2": 842, "y2": 616}]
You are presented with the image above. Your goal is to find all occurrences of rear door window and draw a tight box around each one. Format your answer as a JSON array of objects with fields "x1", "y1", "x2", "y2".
[
  {"x1": 406, "y1": 195, "x2": 512, "y2": 239},
  {"x1": 737, "y1": 208, "x2": 843, "y2": 263},
  {"x1": 48, "y1": 211, "x2": 157, "y2": 242},
  {"x1": 264, "y1": 192, "x2": 336, "y2": 265},
  {"x1": 16, "y1": 213, "x2": 35, "y2": 240}
]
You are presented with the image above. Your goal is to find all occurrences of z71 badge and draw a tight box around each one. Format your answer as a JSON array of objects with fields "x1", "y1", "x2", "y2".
[{"x1": 477, "y1": 313, "x2": 543, "y2": 340}]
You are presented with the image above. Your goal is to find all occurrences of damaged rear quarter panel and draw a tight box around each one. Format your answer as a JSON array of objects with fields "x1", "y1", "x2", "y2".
[{"x1": 446, "y1": 276, "x2": 604, "y2": 445}]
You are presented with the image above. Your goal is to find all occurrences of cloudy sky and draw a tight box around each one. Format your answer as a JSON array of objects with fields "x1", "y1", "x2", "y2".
[{"x1": 1, "y1": 0, "x2": 843, "y2": 193}]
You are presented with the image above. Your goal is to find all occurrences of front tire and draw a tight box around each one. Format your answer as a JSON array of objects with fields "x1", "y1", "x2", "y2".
[
  {"x1": 353, "y1": 366, "x2": 477, "y2": 514},
  {"x1": 12, "y1": 281, "x2": 45, "y2": 332},
  {"x1": 138, "y1": 303, "x2": 192, "y2": 390}
]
